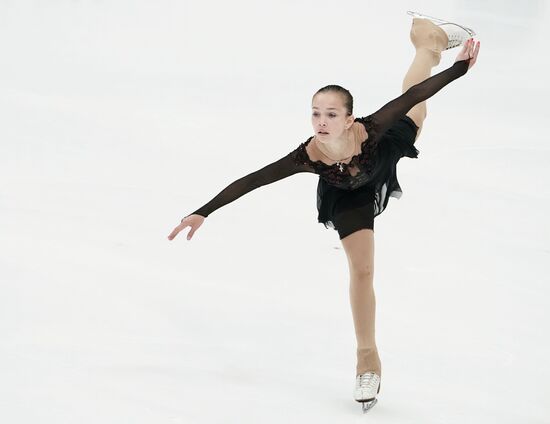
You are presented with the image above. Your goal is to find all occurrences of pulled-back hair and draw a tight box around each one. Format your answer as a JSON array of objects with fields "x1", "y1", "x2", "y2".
[{"x1": 313, "y1": 85, "x2": 353, "y2": 116}]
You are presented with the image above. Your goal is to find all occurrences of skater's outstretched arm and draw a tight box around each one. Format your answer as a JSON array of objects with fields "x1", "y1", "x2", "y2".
[
  {"x1": 367, "y1": 58, "x2": 470, "y2": 137},
  {"x1": 167, "y1": 149, "x2": 314, "y2": 241},
  {"x1": 364, "y1": 38, "x2": 479, "y2": 139},
  {"x1": 188, "y1": 151, "x2": 313, "y2": 218}
]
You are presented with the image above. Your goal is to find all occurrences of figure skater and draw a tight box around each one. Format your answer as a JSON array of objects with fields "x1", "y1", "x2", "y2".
[{"x1": 167, "y1": 12, "x2": 480, "y2": 413}]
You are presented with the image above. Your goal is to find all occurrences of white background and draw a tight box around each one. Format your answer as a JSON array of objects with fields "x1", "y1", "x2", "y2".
[{"x1": 1, "y1": 1, "x2": 549, "y2": 423}]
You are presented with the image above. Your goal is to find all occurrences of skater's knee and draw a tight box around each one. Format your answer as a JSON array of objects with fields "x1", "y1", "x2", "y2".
[{"x1": 348, "y1": 257, "x2": 374, "y2": 281}]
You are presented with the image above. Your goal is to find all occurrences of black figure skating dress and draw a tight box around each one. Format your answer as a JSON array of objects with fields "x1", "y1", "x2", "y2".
[{"x1": 186, "y1": 59, "x2": 470, "y2": 239}]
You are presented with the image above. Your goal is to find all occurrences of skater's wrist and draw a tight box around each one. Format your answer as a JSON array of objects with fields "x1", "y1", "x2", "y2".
[{"x1": 452, "y1": 59, "x2": 470, "y2": 75}]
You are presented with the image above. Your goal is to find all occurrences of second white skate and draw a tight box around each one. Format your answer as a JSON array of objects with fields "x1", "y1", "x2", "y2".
[
  {"x1": 407, "y1": 10, "x2": 477, "y2": 50},
  {"x1": 354, "y1": 372, "x2": 381, "y2": 413}
]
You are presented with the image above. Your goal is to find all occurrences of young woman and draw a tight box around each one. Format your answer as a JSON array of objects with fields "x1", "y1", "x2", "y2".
[{"x1": 168, "y1": 13, "x2": 480, "y2": 412}]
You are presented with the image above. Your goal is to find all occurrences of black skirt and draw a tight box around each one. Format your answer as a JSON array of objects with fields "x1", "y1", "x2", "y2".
[{"x1": 317, "y1": 115, "x2": 420, "y2": 238}]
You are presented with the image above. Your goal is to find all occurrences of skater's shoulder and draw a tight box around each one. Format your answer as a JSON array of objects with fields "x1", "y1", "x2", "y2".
[{"x1": 351, "y1": 119, "x2": 369, "y2": 143}]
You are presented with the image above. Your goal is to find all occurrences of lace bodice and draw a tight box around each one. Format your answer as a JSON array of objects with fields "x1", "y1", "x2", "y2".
[
  {"x1": 292, "y1": 114, "x2": 381, "y2": 190},
  {"x1": 186, "y1": 59, "x2": 470, "y2": 218}
]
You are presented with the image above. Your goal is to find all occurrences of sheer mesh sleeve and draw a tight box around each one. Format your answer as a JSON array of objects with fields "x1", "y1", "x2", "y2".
[
  {"x1": 366, "y1": 59, "x2": 471, "y2": 138},
  {"x1": 186, "y1": 146, "x2": 315, "y2": 218}
]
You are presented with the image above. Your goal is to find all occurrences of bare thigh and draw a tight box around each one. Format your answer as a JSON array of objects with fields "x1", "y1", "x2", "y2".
[
  {"x1": 340, "y1": 228, "x2": 375, "y2": 277},
  {"x1": 405, "y1": 111, "x2": 423, "y2": 142}
]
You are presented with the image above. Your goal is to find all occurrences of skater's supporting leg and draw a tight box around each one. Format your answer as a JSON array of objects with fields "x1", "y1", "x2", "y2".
[
  {"x1": 404, "y1": 18, "x2": 448, "y2": 141},
  {"x1": 340, "y1": 228, "x2": 381, "y2": 377}
]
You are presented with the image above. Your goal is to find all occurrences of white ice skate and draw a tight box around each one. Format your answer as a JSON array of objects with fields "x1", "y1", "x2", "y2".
[
  {"x1": 354, "y1": 372, "x2": 381, "y2": 413},
  {"x1": 407, "y1": 10, "x2": 477, "y2": 50}
]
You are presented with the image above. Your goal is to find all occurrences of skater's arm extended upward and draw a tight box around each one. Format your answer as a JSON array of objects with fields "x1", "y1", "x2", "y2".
[{"x1": 369, "y1": 36, "x2": 479, "y2": 138}]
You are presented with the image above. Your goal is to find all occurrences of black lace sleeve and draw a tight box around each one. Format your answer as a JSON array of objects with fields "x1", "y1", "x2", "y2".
[
  {"x1": 363, "y1": 59, "x2": 471, "y2": 139},
  {"x1": 186, "y1": 145, "x2": 315, "y2": 218}
]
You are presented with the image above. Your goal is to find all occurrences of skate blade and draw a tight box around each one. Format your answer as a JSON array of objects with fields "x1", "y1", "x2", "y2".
[
  {"x1": 359, "y1": 397, "x2": 378, "y2": 413},
  {"x1": 406, "y1": 10, "x2": 476, "y2": 36}
]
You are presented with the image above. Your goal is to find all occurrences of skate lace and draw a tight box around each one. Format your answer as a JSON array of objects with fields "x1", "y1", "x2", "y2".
[
  {"x1": 358, "y1": 372, "x2": 379, "y2": 390},
  {"x1": 438, "y1": 23, "x2": 469, "y2": 45}
]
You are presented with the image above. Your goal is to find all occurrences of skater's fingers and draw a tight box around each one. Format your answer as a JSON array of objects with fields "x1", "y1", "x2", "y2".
[
  {"x1": 167, "y1": 214, "x2": 204, "y2": 241},
  {"x1": 468, "y1": 40, "x2": 480, "y2": 68},
  {"x1": 167, "y1": 222, "x2": 186, "y2": 240},
  {"x1": 167, "y1": 226, "x2": 181, "y2": 240}
]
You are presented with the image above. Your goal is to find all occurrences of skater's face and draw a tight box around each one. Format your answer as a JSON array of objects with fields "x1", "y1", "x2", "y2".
[{"x1": 311, "y1": 92, "x2": 354, "y2": 142}]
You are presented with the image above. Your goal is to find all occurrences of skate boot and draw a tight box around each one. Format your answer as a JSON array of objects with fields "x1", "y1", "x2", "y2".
[
  {"x1": 354, "y1": 372, "x2": 381, "y2": 414},
  {"x1": 407, "y1": 10, "x2": 476, "y2": 51}
]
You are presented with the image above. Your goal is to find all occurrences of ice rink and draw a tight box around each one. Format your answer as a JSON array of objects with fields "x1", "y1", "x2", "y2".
[{"x1": 1, "y1": 1, "x2": 549, "y2": 422}]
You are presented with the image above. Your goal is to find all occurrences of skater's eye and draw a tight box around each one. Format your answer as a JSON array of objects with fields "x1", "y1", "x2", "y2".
[{"x1": 312, "y1": 113, "x2": 337, "y2": 118}]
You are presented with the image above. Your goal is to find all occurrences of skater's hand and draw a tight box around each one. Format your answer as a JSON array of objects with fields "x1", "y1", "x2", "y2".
[
  {"x1": 167, "y1": 214, "x2": 205, "y2": 241},
  {"x1": 454, "y1": 37, "x2": 480, "y2": 70}
]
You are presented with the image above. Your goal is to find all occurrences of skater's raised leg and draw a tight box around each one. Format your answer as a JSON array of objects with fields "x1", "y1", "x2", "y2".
[{"x1": 404, "y1": 18, "x2": 448, "y2": 141}]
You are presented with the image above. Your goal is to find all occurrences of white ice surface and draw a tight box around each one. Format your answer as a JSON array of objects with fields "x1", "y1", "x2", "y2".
[{"x1": 1, "y1": 1, "x2": 549, "y2": 423}]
